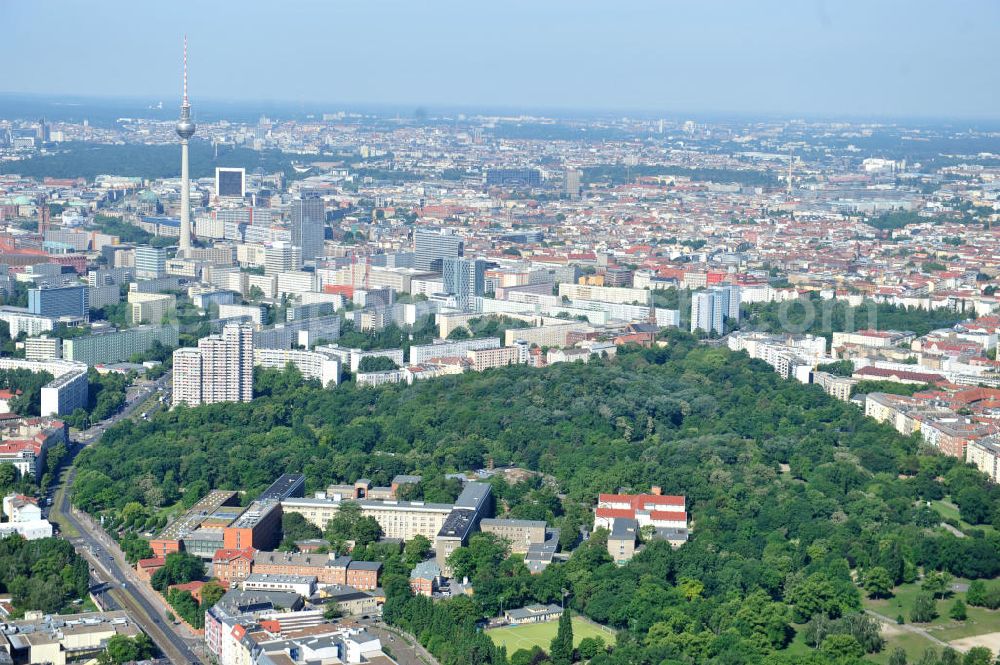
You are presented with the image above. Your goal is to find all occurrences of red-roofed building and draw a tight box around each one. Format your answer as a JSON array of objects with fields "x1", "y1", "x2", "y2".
[
  {"x1": 0, "y1": 417, "x2": 67, "y2": 478},
  {"x1": 0, "y1": 389, "x2": 21, "y2": 413},
  {"x1": 169, "y1": 580, "x2": 206, "y2": 604},
  {"x1": 594, "y1": 507, "x2": 635, "y2": 521},
  {"x1": 853, "y1": 366, "x2": 945, "y2": 385},
  {"x1": 596, "y1": 488, "x2": 688, "y2": 564},
  {"x1": 212, "y1": 547, "x2": 256, "y2": 585},
  {"x1": 258, "y1": 619, "x2": 282, "y2": 634},
  {"x1": 594, "y1": 488, "x2": 688, "y2": 534},
  {"x1": 613, "y1": 332, "x2": 654, "y2": 347},
  {"x1": 135, "y1": 557, "x2": 166, "y2": 581},
  {"x1": 922, "y1": 418, "x2": 997, "y2": 459}
]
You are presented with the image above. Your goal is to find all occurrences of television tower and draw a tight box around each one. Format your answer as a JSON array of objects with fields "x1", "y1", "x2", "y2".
[
  {"x1": 176, "y1": 36, "x2": 196, "y2": 256},
  {"x1": 786, "y1": 147, "x2": 794, "y2": 198}
]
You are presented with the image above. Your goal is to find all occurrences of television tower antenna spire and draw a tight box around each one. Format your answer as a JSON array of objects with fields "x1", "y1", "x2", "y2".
[
  {"x1": 183, "y1": 35, "x2": 189, "y2": 106},
  {"x1": 786, "y1": 147, "x2": 793, "y2": 197}
]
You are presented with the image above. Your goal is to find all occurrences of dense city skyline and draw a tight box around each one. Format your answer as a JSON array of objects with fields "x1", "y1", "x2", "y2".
[
  {"x1": 2, "y1": 0, "x2": 999, "y2": 119},
  {"x1": 5, "y1": 4, "x2": 1000, "y2": 665}
]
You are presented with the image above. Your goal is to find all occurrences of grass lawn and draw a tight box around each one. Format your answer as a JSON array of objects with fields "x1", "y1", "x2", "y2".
[
  {"x1": 48, "y1": 468, "x2": 79, "y2": 538},
  {"x1": 869, "y1": 631, "x2": 938, "y2": 665},
  {"x1": 864, "y1": 579, "x2": 1000, "y2": 646},
  {"x1": 928, "y1": 499, "x2": 996, "y2": 536},
  {"x1": 487, "y1": 617, "x2": 616, "y2": 655},
  {"x1": 864, "y1": 580, "x2": 944, "y2": 624},
  {"x1": 787, "y1": 621, "x2": 937, "y2": 664},
  {"x1": 784, "y1": 624, "x2": 813, "y2": 657}
]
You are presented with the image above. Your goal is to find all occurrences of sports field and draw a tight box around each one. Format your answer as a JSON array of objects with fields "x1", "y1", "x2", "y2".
[{"x1": 487, "y1": 617, "x2": 616, "y2": 654}]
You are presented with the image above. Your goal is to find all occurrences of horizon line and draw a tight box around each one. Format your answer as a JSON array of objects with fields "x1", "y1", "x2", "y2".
[{"x1": 1, "y1": 90, "x2": 999, "y2": 126}]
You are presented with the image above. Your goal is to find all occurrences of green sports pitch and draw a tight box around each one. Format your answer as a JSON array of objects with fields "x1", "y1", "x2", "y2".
[{"x1": 487, "y1": 617, "x2": 616, "y2": 654}]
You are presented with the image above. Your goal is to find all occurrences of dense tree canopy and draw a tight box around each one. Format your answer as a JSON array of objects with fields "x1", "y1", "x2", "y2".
[
  {"x1": 0, "y1": 368, "x2": 53, "y2": 416},
  {"x1": 150, "y1": 552, "x2": 205, "y2": 593},
  {"x1": 71, "y1": 333, "x2": 1000, "y2": 664},
  {"x1": 0, "y1": 535, "x2": 90, "y2": 615},
  {"x1": 745, "y1": 296, "x2": 964, "y2": 339}
]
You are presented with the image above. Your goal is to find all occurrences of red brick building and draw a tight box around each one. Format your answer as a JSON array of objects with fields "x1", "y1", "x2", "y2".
[
  {"x1": 169, "y1": 580, "x2": 206, "y2": 604},
  {"x1": 222, "y1": 501, "x2": 282, "y2": 551},
  {"x1": 135, "y1": 557, "x2": 165, "y2": 581},
  {"x1": 250, "y1": 551, "x2": 381, "y2": 590},
  {"x1": 212, "y1": 548, "x2": 256, "y2": 585},
  {"x1": 409, "y1": 561, "x2": 440, "y2": 598}
]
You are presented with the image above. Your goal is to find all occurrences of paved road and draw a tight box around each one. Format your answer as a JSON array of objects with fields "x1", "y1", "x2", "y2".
[
  {"x1": 73, "y1": 371, "x2": 172, "y2": 446},
  {"x1": 58, "y1": 467, "x2": 204, "y2": 664},
  {"x1": 47, "y1": 370, "x2": 204, "y2": 664},
  {"x1": 89, "y1": 577, "x2": 122, "y2": 612}
]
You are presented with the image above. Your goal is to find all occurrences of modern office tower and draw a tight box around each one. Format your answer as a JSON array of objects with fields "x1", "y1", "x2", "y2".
[
  {"x1": 413, "y1": 229, "x2": 463, "y2": 272},
  {"x1": 27, "y1": 285, "x2": 88, "y2": 319},
  {"x1": 264, "y1": 241, "x2": 302, "y2": 275},
  {"x1": 485, "y1": 168, "x2": 541, "y2": 188},
  {"x1": 564, "y1": 168, "x2": 582, "y2": 198},
  {"x1": 690, "y1": 291, "x2": 725, "y2": 335},
  {"x1": 172, "y1": 321, "x2": 254, "y2": 407},
  {"x1": 176, "y1": 37, "x2": 196, "y2": 257},
  {"x1": 442, "y1": 257, "x2": 486, "y2": 311},
  {"x1": 134, "y1": 246, "x2": 167, "y2": 279},
  {"x1": 215, "y1": 167, "x2": 246, "y2": 198},
  {"x1": 290, "y1": 195, "x2": 325, "y2": 262}
]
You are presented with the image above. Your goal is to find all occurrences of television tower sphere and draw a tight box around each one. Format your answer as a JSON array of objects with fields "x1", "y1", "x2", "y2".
[{"x1": 176, "y1": 112, "x2": 196, "y2": 140}]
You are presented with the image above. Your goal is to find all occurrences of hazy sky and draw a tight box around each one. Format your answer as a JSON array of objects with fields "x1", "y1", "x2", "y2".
[{"x1": 1, "y1": 0, "x2": 997, "y2": 119}]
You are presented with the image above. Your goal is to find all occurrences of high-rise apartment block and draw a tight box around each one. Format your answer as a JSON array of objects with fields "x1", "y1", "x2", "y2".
[
  {"x1": 442, "y1": 257, "x2": 486, "y2": 311},
  {"x1": 690, "y1": 285, "x2": 740, "y2": 335},
  {"x1": 714, "y1": 284, "x2": 741, "y2": 320},
  {"x1": 62, "y1": 325, "x2": 179, "y2": 366},
  {"x1": 564, "y1": 168, "x2": 582, "y2": 197},
  {"x1": 290, "y1": 195, "x2": 325, "y2": 262},
  {"x1": 171, "y1": 348, "x2": 203, "y2": 407},
  {"x1": 690, "y1": 291, "x2": 724, "y2": 335},
  {"x1": 127, "y1": 292, "x2": 176, "y2": 325},
  {"x1": 172, "y1": 322, "x2": 254, "y2": 407}
]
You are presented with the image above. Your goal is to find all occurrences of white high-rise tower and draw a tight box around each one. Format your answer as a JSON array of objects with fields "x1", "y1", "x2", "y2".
[{"x1": 176, "y1": 36, "x2": 196, "y2": 256}]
